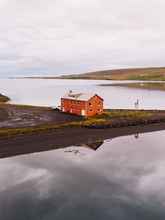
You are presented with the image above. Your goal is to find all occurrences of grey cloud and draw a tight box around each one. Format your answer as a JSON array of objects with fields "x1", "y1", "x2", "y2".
[{"x1": 0, "y1": 0, "x2": 165, "y2": 77}]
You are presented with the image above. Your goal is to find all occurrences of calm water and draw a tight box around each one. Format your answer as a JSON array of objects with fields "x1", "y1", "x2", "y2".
[
  {"x1": 0, "y1": 130, "x2": 165, "y2": 219},
  {"x1": 0, "y1": 79, "x2": 165, "y2": 219},
  {"x1": 0, "y1": 78, "x2": 165, "y2": 109}
]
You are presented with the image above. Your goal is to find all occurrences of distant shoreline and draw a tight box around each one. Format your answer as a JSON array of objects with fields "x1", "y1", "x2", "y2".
[
  {"x1": 100, "y1": 82, "x2": 165, "y2": 92},
  {"x1": 10, "y1": 67, "x2": 165, "y2": 81}
]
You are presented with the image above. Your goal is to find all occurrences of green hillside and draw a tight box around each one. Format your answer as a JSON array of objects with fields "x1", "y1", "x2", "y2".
[{"x1": 58, "y1": 67, "x2": 165, "y2": 81}]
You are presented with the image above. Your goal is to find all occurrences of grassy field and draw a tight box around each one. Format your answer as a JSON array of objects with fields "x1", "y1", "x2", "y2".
[
  {"x1": 80, "y1": 110, "x2": 153, "y2": 127},
  {"x1": 57, "y1": 67, "x2": 165, "y2": 81},
  {"x1": 100, "y1": 82, "x2": 165, "y2": 91}
]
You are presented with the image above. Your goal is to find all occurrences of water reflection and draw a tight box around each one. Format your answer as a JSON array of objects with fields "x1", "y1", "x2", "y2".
[
  {"x1": 0, "y1": 130, "x2": 165, "y2": 219},
  {"x1": 134, "y1": 133, "x2": 140, "y2": 139},
  {"x1": 1, "y1": 123, "x2": 165, "y2": 160},
  {"x1": 77, "y1": 140, "x2": 104, "y2": 151}
]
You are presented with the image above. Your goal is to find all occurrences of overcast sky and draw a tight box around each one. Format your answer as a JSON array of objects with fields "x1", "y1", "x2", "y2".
[{"x1": 0, "y1": 0, "x2": 165, "y2": 77}]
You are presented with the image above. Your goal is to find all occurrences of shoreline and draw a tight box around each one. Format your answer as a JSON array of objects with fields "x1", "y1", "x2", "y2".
[
  {"x1": 0, "y1": 102, "x2": 165, "y2": 159},
  {"x1": 0, "y1": 122, "x2": 165, "y2": 159},
  {"x1": 0, "y1": 103, "x2": 165, "y2": 137},
  {"x1": 100, "y1": 82, "x2": 165, "y2": 92}
]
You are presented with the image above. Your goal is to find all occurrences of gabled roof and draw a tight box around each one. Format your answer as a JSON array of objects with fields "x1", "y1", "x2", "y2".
[{"x1": 62, "y1": 91, "x2": 103, "y2": 101}]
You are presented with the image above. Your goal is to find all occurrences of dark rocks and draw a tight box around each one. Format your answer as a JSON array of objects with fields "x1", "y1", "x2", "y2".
[{"x1": 0, "y1": 93, "x2": 10, "y2": 103}]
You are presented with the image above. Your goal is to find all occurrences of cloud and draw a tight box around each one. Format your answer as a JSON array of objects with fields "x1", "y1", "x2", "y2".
[{"x1": 0, "y1": 0, "x2": 165, "y2": 76}]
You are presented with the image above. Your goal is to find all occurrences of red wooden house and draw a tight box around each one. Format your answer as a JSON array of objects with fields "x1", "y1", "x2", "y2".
[{"x1": 61, "y1": 91, "x2": 104, "y2": 117}]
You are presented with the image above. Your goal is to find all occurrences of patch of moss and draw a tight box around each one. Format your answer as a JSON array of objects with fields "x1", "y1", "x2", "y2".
[{"x1": 92, "y1": 110, "x2": 152, "y2": 119}]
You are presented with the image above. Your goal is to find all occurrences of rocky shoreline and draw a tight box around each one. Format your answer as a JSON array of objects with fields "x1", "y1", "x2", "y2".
[{"x1": 0, "y1": 93, "x2": 10, "y2": 103}]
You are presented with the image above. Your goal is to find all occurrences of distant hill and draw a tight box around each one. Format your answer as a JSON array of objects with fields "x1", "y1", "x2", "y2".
[{"x1": 57, "y1": 67, "x2": 165, "y2": 81}]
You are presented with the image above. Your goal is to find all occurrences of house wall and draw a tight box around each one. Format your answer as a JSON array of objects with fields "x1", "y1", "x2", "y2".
[
  {"x1": 61, "y1": 95, "x2": 103, "y2": 117},
  {"x1": 86, "y1": 95, "x2": 103, "y2": 117},
  {"x1": 61, "y1": 98, "x2": 86, "y2": 116}
]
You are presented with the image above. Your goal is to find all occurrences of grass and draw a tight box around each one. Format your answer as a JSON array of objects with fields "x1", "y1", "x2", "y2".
[
  {"x1": 81, "y1": 110, "x2": 153, "y2": 127},
  {"x1": 0, "y1": 121, "x2": 85, "y2": 138},
  {"x1": 95, "y1": 110, "x2": 152, "y2": 119}
]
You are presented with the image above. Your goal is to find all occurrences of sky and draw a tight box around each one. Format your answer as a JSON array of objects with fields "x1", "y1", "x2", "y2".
[{"x1": 0, "y1": 0, "x2": 165, "y2": 77}]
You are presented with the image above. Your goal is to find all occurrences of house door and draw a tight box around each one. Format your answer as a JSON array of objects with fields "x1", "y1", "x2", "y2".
[{"x1": 81, "y1": 109, "x2": 85, "y2": 116}]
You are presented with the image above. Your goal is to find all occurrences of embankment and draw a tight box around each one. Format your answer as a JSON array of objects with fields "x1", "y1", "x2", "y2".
[
  {"x1": 0, "y1": 123, "x2": 165, "y2": 159},
  {"x1": 0, "y1": 103, "x2": 165, "y2": 159}
]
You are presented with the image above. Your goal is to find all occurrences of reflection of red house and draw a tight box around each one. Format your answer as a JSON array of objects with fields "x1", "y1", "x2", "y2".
[{"x1": 61, "y1": 91, "x2": 104, "y2": 117}]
